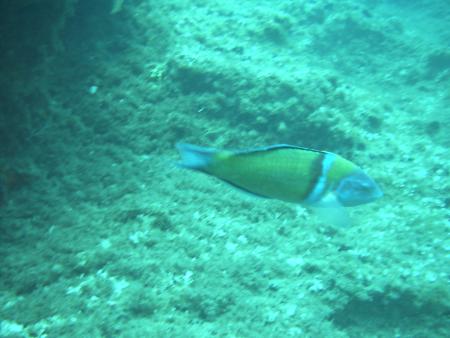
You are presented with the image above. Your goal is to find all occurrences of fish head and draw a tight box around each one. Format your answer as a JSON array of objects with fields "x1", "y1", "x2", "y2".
[{"x1": 334, "y1": 170, "x2": 383, "y2": 206}]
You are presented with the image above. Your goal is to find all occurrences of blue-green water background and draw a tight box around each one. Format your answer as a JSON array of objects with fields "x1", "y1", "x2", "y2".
[{"x1": 0, "y1": 0, "x2": 449, "y2": 337}]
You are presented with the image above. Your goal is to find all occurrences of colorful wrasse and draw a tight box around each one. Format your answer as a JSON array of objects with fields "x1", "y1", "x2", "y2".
[{"x1": 176, "y1": 143, "x2": 382, "y2": 211}]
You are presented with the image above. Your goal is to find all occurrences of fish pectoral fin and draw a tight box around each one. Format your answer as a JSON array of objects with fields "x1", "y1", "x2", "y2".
[
  {"x1": 311, "y1": 193, "x2": 351, "y2": 227},
  {"x1": 311, "y1": 192, "x2": 341, "y2": 208}
]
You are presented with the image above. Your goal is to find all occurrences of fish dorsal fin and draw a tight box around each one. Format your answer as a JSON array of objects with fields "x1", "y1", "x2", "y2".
[{"x1": 234, "y1": 144, "x2": 327, "y2": 156}]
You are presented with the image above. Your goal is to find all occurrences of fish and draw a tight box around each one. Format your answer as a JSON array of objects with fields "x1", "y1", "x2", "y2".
[{"x1": 176, "y1": 143, "x2": 383, "y2": 224}]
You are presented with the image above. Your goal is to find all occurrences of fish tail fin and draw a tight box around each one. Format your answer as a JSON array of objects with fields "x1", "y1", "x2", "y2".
[{"x1": 176, "y1": 143, "x2": 217, "y2": 171}]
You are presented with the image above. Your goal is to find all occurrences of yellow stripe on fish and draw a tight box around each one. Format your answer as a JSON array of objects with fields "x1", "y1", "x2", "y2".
[{"x1": 176, "y1": 143, "x2": 382, "y2": 207}]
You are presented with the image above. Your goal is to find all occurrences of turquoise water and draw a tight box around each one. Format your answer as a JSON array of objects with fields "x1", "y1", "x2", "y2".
[{"x1": 0, "y1": 0, "x2": 449, "y2": 337}]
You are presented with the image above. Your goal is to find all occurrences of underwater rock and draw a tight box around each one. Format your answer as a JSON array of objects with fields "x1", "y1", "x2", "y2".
[
  {"x1": 426, "y1": 50, "x2": 450, "y2": 78},
  {"x1": 0, "y1": 167, "x2": 32, "y2": 206}
]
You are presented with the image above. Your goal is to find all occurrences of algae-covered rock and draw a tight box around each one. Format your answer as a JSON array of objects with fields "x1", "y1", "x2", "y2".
[{"x1": 0, "y1": 0, "x2": 449, "y2": 337}]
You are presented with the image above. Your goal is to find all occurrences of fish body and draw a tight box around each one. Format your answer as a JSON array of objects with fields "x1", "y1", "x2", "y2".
[{"x1": 176, "y1": 143, "x2": 382, "y2": 208}]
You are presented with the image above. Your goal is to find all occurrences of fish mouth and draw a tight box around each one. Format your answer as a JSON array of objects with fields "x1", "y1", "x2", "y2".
[{"x1": 372, "y1": 183, "x2": 384, "y2": 200}]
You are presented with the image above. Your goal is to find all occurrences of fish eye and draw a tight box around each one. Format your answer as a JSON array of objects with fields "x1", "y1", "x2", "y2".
[{"x1": 359, "y1": 182, "x2": 371, "y2": 190}]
